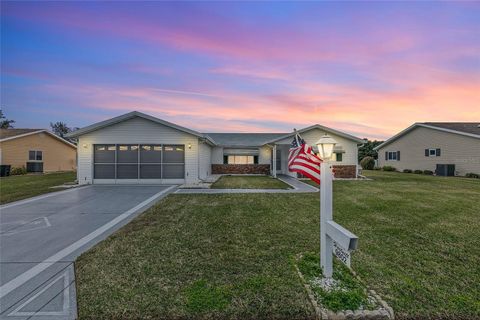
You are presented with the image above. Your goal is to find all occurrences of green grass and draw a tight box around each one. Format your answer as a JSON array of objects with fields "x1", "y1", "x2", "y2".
[
  {"x1": 75, "y1": 171, "x2": 480, "y2": 319},
  {"x1": 0, "y1": 171, "x2": 76, "y2": 204},
  {"x1": 211, "y1": 175, "x2": 291, "y2": 189}
]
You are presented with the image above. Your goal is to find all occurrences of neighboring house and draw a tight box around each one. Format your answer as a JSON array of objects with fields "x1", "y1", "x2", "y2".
[
  {"x1": 66, "y1": 111, "x2": 365, "y2": 185},
  {"x1": 374, "y1": 122, "x2": 480, "y2": 176},
  {"x1": 0, "y1": 129, "x2": 77, "y2": 173}
]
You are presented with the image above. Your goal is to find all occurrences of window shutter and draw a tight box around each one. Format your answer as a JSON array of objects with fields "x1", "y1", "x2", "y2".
[
  {"x1": 397, "y1": 151, "x2": 400, "y2": 161},
  {"x1": 425, "y1": 149, "x2": 429, "y2": 157},
  {"x1": 385, "y1": 151, "x2": 388, "y2": 160},
  {"x1": 436, "y1": 148, "x2": 441, "y2": 156}
]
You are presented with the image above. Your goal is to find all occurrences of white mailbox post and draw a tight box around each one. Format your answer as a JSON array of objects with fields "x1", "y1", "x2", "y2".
[{"x1": 316, "y1": 135, "x2": 359, "y2": 278}]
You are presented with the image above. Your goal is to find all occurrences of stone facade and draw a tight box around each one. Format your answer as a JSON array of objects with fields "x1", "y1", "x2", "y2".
[
  {"x1": 333, "y1": 165, "x2": 357, "y2": 178},
  {"x1": 212, "y1": 164, "x2": 270, "y2": 175}
]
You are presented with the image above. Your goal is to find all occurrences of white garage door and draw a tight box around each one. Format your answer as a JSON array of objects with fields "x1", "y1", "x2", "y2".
[{"x1": 93, "y1": 144, "x2": 184, "y2": 183}]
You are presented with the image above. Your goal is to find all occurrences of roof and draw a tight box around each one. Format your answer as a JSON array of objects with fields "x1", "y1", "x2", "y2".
[
  {"x1": 0, "y1": 129, "x2": 43, "y2": 140},
  {"x1": 205, "y1": 133, "x2": 287, "y2": 147},
  {"x1": 66, "y1": 111, "x2": 216, "y2": 145},
  {"x1": 0, "y1": 128, "x2": 77, "y2": 148},
  {"x1": 374, "y1": 122, "x2": 480, "y2": 150},
  {"x1": 264, "y1": 124, "x2": 365, "y2": 144}
]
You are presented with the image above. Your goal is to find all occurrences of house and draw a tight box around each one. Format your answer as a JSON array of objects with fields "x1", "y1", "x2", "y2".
[
  {"x1": 374, "y1": 122, "x2": 480, "y2": 176},
  {"x1": 66, "y1": 111, "x2": 364, "y2": 185},
  {"x1": 0, "y1": 129, "x2": 77, "y2": 173}
]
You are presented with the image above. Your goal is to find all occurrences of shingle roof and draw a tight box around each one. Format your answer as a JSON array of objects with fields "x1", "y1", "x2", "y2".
[
  {"x1": 0, "y1": 128, "x2": 43, "y2": 139},
  {"x1": 205, "y1": 133, "x2": 288, "y2": 147},
  {"x1": 422, "y1": 122, "x2": 480, "y2": 136}
]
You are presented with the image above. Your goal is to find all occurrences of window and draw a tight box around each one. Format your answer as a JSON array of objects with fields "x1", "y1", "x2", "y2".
[
  {"x1": 386, "y1": 151, "x2": 400, "y2": 161},
  {"x1": 425, "y1": 148, "x2": 441, "y2": 157},
  {"x1": 226, "y1": 155, "x2": 255, "y2": 164},
  {"x1": 28, "y1": 150, "x2": 43, "y2": 161},
  {"x1": 335, "y1": 152, "x2": 343, "y2": 162}
]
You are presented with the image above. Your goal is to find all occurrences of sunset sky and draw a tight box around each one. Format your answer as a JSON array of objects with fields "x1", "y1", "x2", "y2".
[{"x1": 1, "y1": 2, "x2": 479, "y2": 140}]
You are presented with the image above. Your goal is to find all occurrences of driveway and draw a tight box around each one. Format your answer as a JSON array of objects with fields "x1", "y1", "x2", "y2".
[{"x1": 0, "y1": 185, "x2": 175, "y2": 319}]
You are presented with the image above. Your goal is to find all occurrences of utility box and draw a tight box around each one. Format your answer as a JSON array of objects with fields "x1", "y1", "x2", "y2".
[{"x1": 436, "y1": 164, "x2": 455, "y2": 176}]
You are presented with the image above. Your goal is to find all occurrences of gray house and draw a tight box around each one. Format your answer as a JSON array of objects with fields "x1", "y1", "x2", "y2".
[
  {"x1": 67, "y1": 111, "x2": 364, "y2": 185},
  {"x1": 375, "y1": 122, "x2": 480, "y2": 176}
]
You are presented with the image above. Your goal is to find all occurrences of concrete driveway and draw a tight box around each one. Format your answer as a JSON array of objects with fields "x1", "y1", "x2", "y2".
[{"x1": 0, "y1": 185, "x2": 175, "y2": 319}]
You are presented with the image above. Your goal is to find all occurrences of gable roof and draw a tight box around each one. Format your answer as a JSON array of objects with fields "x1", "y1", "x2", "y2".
[
  {"x1": 205, "y1": 133, "x2": 287, "y2": 147},
  {"x1": 0, "y1": 129, "x2": 77, "y2": 148},
  {"x1": 66, "y1": 111, "x2": 215, "y2": 144},
  {"x1": 374, "y1": 122, "x2": 480, "y2": 150},
  {"x1": 264, "y1": 124, "x2": 365, "y2": 144}
]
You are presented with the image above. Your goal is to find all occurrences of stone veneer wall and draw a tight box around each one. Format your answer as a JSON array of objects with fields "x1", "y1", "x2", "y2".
[
  {"x1": 212, "y1": 164, "x2": 270, "y2": 175},
  {"x1": 333, "y1": 165, "x2": 357, "y2": 178}
]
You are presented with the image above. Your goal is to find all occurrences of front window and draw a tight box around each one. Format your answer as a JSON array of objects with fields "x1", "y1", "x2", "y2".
[
  {"x1": 335, "y1": 152, "x2": 343, "y2": 162},
  {"x1": 28, "y1": 150, "x2": 43, "y2": 161},
  {"x1": 226, "y1": 155, "x2": 256, "y2": 164},
  {"x1": 429, "y1": 149, "x2": 436, "y2": 156}
]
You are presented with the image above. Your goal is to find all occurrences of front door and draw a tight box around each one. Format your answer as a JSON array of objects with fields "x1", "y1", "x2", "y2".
[{"x1": 276, "y1": 149, "x2": 282, "y2": 173}]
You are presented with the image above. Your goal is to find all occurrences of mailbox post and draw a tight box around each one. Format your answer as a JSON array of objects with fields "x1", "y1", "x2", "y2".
[{"x1": 316, "y1": 135, "x2": 358, "y2": 278}]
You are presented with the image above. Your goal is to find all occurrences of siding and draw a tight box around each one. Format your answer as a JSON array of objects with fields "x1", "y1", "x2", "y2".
[
  {"x1": 211, "y1": 147, "x2": 224, "y2": 164},
  {"x1": 377, "y1": 126, "x2": 480, "y2": 175},
  {"x1": 0, "y1": 132, "x2": 76, "y2": 172},
  {"x1": 77, "y1": 117, "x2": 200, "y2": 184},
  {"x1": 198, "y1": 142, "x2": 212, "y2": 179},
  {"x1": 274, "y1": 128, "x2": 359, "y2": 166}
]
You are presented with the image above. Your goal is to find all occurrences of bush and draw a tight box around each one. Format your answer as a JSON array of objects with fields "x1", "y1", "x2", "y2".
[
  {"x1": 382, "y1": 166, "x2": 396, "y2": 172},
  {"x1": 360, "y1": 156, "x2": 375, "y2": 170},
  {"x1": 414, "y1": 170, "x2": 423, "y2": 174},
  {"x1": 403, "y1": 169, "x2": 413, "y2": 173},
  {"x1": 423, "y1": 170, "x2": 434, "y2": 175},
  {"x1": 10, "y1": 166, "x2": 27, "y2": 175},
  {"x1": 465, "y1": 173, "x2": 480, "y2": 179},
  {"x1": 373, "y1": 167, "x2": 381, "y2": 171}
]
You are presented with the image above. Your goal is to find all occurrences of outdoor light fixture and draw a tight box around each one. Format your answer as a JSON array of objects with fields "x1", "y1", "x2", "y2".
[
  {"x1": 188, "y1": 143, "x2": 192, "y2": 149},
  {"x1": 83, "y1": 143, "x2": 88, "y2": 149},
  {"x1": 316, "y1": 134, "x2": 337, "y2": 160}
]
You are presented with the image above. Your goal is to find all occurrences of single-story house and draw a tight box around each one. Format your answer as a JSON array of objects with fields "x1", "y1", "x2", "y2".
[
  {"x1": 0, "y1": 129, "x2": 77, "y2": 173},
  {"x1": 66, "y1": 111, "x2": 365, "y2": 185},
  {"x1": 374, "y1": 122, "x2": 480, "y2": 176}
]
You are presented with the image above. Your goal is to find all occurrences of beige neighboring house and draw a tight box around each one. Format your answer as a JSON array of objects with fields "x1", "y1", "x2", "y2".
[
  {"x1": 375, "y1": 122, "x2": 480, "y2": 176},
  {"x1": 0, "y1": 129, "x2": 77, "y2": 173}
]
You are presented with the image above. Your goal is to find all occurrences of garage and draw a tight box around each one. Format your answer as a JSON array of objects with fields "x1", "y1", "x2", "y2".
[{"x1": 93, "y1": 144, "x2": 185, "y2": 183}]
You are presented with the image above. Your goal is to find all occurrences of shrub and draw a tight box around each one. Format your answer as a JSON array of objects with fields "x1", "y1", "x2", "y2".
[
  {"x1": 10, "y1": 166, "x2": 27, "y2": 175},
  {"x1": 423, "y1": 170, "x2": 434, "y2": 175},
  {"x1": 414, "y1": 170, "x2": 423, "y2": 174},
  {"x1": 403, "y1": 169, "x2": 413, "y2": 173},
  {"x1": 373, "y1": 167, "x2": 381, "y2": 171},
  {"x1": 360, "y1": 156, "x2": 375, "y2": 170},
  {"x1": 382, "y1": 166, "x2": 396, "y2": 172},
  {"x1": 465, "y1": 173, "x2": 480, "y2": 179}
]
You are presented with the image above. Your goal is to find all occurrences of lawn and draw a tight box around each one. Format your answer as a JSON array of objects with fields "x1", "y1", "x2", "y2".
[
  {"x1": 0, "y1": 171, "x2": 76, "y2": 204},
  {"x1": 75, "y1": 171, "x2": 480, "y2": 319},
  {"x1": 211, "y1": 175, "x2": 291, "y2": 189}
]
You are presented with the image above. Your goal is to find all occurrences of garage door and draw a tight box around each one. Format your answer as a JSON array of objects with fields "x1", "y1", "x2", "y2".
[{"x1": 93, "y1": 144, "x2": 184, "y2": 183}]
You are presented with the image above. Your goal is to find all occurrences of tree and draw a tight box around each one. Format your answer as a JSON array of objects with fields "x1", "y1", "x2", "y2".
[
  {"x1": 358, "y1": 139, "x2": 384, "y2": 161},
  {"x1": 0, "y1": 110, "x2": 15, "y2": 129},
  {"x1": 50, "y1": 121, "x2": 72, "y2": 138}
]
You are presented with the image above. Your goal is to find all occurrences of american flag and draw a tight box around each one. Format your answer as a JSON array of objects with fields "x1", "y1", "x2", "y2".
[{"x1": 288, "y1": 133, "x2": 322, "y2": 184}]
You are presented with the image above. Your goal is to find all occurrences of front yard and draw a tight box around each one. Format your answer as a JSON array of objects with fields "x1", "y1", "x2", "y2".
[
  {"x1": 76, "y1": 171, "x2": 480, "y2": 319},
  {"x1": 211, "y1": 175, "x2": 291, "y2": 189},
  {"x1": 0, "y1": 171, "x2": 76, "y2": 204}
]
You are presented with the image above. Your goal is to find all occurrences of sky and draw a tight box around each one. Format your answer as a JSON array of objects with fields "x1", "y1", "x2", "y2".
[{"x1": 1, "y1": 1, "x2": 479, "y2": 140}]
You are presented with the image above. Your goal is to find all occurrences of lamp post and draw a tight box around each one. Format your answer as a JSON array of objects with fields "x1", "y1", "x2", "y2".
[{"x1": 316, "y1": 134, "x2": 337, "y2": 278}]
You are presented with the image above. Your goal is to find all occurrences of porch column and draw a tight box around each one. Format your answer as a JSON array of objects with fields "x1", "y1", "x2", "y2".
[{"x1": 273, "y1": 144, "x2": 277, "y2": 178}]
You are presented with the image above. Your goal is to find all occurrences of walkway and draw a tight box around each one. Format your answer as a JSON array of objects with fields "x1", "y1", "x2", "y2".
[{"x1": 174, "y1": 175, "x2": 318, "y2": 194}]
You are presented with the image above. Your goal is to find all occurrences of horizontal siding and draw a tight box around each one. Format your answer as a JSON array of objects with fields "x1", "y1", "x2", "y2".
[
  {"x1": 199, "y1": 142, "x2": 212, "y2": 179},
  {"x1": 377, "y1": 126, "x2": 480, "y2": 175},
  {"x1": 0, "y1": 133, "x2": 76, "y2": 172},
  {"x1": 211, "y1": 147, "x2": 223, "y2": 164},
  {"x1": 77, "y1": 117, "x2": 200, "y2": 184}
]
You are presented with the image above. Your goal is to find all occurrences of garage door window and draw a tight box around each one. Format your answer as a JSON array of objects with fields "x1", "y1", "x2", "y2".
[{"x1": 93, "y1": 144, "x2": 184, "y2": 180}]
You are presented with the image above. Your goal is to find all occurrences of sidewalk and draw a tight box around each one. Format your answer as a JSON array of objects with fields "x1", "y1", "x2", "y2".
[{"x1": 174, "y1": 175, "x2": 318, "y2": 194}]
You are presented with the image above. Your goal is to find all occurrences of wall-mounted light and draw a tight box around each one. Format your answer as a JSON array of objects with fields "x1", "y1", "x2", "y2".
[
  {"x1": 188, "y1": 143, "x2": 192, "y2": 149},
  {"x1": 82, "y1": 143, "x2": 88, "y2": 149}
]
